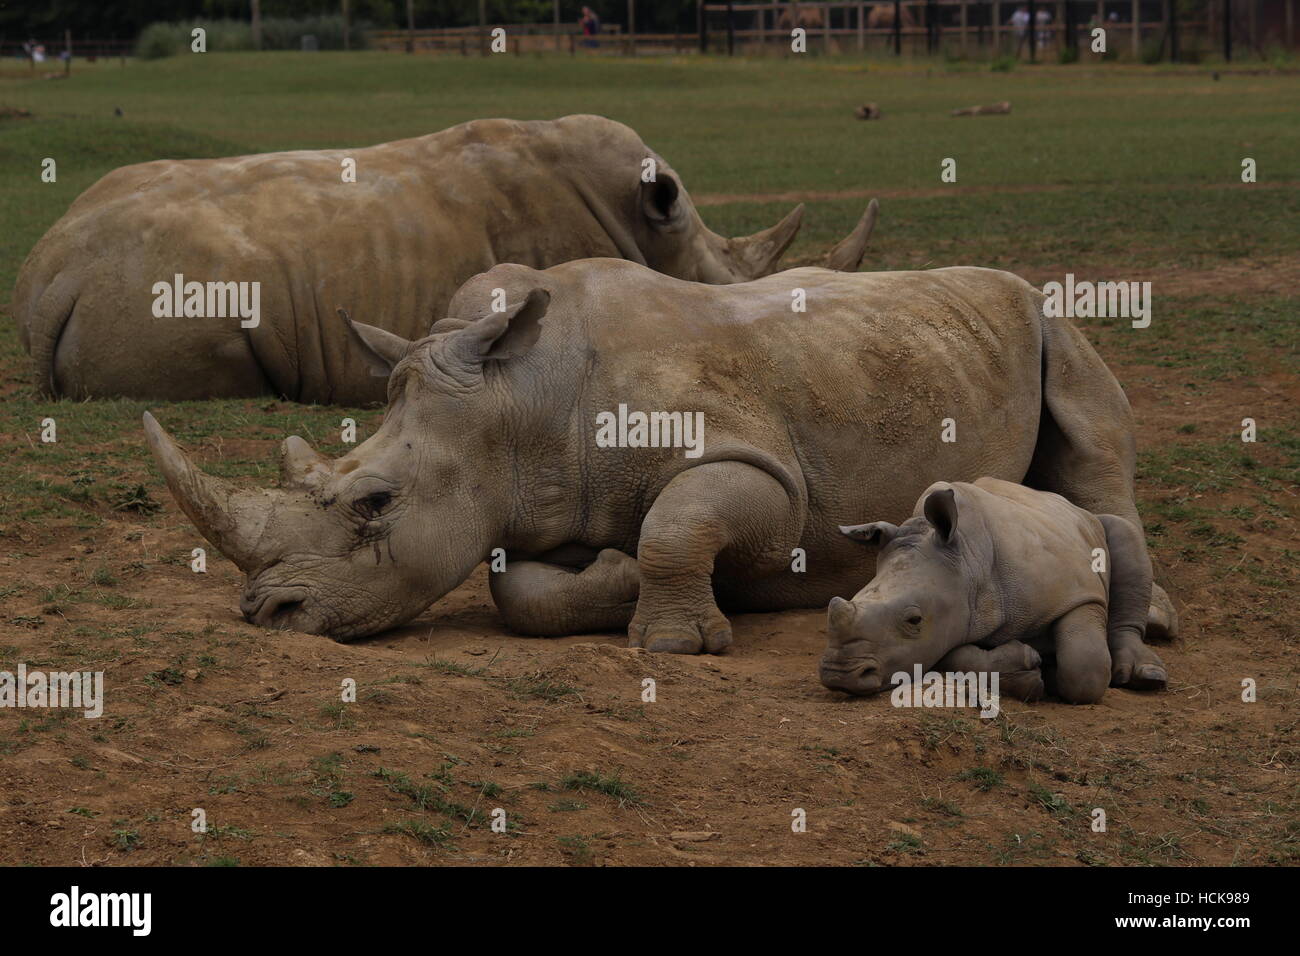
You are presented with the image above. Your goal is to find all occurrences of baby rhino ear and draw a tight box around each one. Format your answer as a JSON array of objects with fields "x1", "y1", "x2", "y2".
[
  {"x1": 839, "y1": 521, "x2": 899, "y2": 547},
  {"x1": 923, "y1": 487, "x2": 959, "y2": 543}
]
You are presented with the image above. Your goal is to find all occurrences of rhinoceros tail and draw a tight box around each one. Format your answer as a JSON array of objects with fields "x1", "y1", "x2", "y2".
[{"x1": 22, "y1": 280, "x2": 78, "y2": 398}]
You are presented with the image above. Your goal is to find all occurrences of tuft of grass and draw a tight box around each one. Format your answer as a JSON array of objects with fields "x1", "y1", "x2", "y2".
[
  {"x1": 957, "y1": 767, "x2": 1004, "y2": 791},
  {"x1": 383, "y1": 818, "x2": 452, "y2": 848},
  {"x1": 560, "y1": 770, "x2": 641, "y2": 805}
]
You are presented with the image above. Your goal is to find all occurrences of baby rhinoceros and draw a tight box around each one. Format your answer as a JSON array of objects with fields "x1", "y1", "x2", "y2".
[{"x1": 821, "y1": 477, "x2": 1169, "y2": 705}]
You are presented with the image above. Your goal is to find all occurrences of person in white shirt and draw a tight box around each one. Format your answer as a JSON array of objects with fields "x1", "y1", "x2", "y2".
[{"x1": 1010, "y1": 6, "x2": 1031, "y2": 57}]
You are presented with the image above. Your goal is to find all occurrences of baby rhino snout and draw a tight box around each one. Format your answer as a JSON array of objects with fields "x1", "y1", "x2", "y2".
[{"x1": 820, "y1": 596, "x2": 884, "y2": 695}]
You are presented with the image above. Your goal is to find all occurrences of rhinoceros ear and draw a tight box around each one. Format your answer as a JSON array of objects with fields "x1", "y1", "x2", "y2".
[
  {"x1": 453, "y1": 288, "x2": 550, "y2": 364},
  {"x1": 338, "y1": 308, "x2": 414, "y2": 378},
  {"x1": 641, "y1": 172, "x2": 685, "y2": 228},
  {"x1": 923, "y1": 488, "x2": 959, "y2": 544},
  {"x1": 839, "y1": 521, "x2": 899, "y2": 547}
]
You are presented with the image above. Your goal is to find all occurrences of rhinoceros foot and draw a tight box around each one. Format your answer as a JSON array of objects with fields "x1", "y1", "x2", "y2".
[
  {"x1": 1110, "y1": 638, "x2": 1168, "y2": 691},
  {"x1": 1146, "y1": 583, "x2": 1179, "y2": 642},
  {"x1": 628, "y1": 605, "x2": 732, "y2": 655}
]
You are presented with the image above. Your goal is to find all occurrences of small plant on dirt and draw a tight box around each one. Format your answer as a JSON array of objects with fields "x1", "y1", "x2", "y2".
[
  {"x1": 1029, "y1": 783, "x2": 1081, "y2": 822},
  {"x1": 423, "y1": 657, "x2": 488, "y2": 677},
  {"x1": 383, "y1": 818, "x2": 452, "y2": 848},
  {"x1": 957, "y1": 767, "x2": 1004, "y2": 791},
  {"x1": 110, "y1": 484, "x2": 162, "y2": 515},
  {"x1": 549, "y1": 799, "x2": 587, "y2": 812},
  {"x1": 508, "y1": 672, "x2": 578, "y2": 702},
  {"x1": 146, "y1": 665, "x2": 185, "y2": 687},
  {"x1": 468, "y1": 780, "x2": 502, "y2": 798},
  {"x1": 111, "y1": 828, "x2": 142, "y2": 852},
  {"x1": 557, "y1": 834, "x2": 594, "y2": 864},
  {"x1": 318, "y1": 701, "x2": 355, "y2": 730},
  {"x1": 560, "y1": 770, "x2": 641, "y2": 805},
  {"x1": 90, "y1": 566, "x2": 117, "y2": 587},
  {"x1": 204, "y1": 824, "x2": 254, "y2": 841},
  {"x1": 310, "y1": 752, "x2": 353, "y2": 808},
  {"x1": 886, "y1": 833, "x2": 924, "y2": 855},
  {"x1": 921, "y1": 796, "x2": 964, "y2": 818}
]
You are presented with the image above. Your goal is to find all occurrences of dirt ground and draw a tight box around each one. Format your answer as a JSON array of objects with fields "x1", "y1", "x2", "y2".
[{"x1": 0, "y1": 265, "x2": 1295, "y2": 868}]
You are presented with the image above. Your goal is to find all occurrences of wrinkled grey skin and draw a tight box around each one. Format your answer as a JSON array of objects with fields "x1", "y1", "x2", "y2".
[
  {"x1": 143, "y1": 259, "x2": 1177, "y2": 665},
  {"x1": 821, "y1": 477, "x2": 1167, "y2": 703},
  {"x1": 15, "y1": 114, "x2": 877, "y2": 403}
]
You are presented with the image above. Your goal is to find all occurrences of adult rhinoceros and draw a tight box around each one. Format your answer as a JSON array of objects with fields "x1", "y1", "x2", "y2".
[
  {"x1": 142, "y1": 257, "x2": 1176, "y2": 684},
  {"x1": 15, "y1": 115, "x2": 876, "y2": 404}
]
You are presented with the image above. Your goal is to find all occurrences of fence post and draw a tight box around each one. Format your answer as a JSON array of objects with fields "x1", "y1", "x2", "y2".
[
  {"x1": 699, "y1": 0, "x2": 708, "y2": 53},
  {"x1": 479, "y1": 0, "x2": 487, "y2": 56},
  {"x1": 960, "y1": 0, "x2": 968, "y2": 56},
  {"x1": 628, "y1": 0, "x2": 637, "y2": 55},
  {"x1": 1131, "y1": 0, "x2": 1140, "y2": 57},
  {"x1": 727, "y1": 1, "x2": 735, "y2": 54},
  {"x1": 894, "y1": 0, "x2": 902, "y2": 53},
  {"x1": 858, "y1": 2, "x2": 865, "y2": 51},
  {"x1": 1028, "y1": 0, "x2": 1036, "y2": 60},
  {"x1": 406, "y1": 0, "x2": 415, "y2": 53},
  {"x1": 1169, "y1": 0, "x2": 1179, "y2": 60},
  {"x1": 993, "y1": 0, "x2": 1001, "y2": 55}
]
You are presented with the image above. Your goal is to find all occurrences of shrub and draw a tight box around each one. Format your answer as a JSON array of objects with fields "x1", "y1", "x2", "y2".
[{"x1": 134, "y1": 17, "x2": 365, "y2": 58}]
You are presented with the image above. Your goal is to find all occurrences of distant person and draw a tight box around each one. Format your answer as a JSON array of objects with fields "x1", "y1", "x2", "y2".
[
  {"x1": 1035, "y1": 7, "x2": 1053, "y2": 51},
  {"x1": 580, "y1": 6, "x2": 601, "y2": 48},
  {"x1": 1010, "y1": 6, "x2": 1031, "y2": 57}
]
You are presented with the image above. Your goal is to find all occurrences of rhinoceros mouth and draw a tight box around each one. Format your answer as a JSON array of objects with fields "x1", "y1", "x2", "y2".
[{"x1": 819, "y1": 658, "x2": 883, "y2": 695}]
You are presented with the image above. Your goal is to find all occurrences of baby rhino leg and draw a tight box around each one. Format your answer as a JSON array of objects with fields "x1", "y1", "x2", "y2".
[
  {"x1": 1046, "y1": 604, "x2": 1111, "y2": 703},
  {"x1": 490, "y1": 549, "x2": 639, "y2": 636},
  {"x1": 934, "y1": 641, "x2": 1044, "y2": 702}
]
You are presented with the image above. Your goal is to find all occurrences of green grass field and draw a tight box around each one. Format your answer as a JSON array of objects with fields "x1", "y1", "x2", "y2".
[
  {"x1": 1, "y1": 50, "x2": 1296, "y2": 582},
  {"x1": 0, "y1": 52, "x2": 1296, "y2": 866}
]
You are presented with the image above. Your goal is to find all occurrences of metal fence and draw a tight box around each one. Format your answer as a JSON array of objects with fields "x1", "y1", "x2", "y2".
[
  {"x1": 371, "y1": 0, "x2": 1295, "y2": 61},
  {"x1": 698, "y1": 1, "x2": 1295, "y2": 61}
]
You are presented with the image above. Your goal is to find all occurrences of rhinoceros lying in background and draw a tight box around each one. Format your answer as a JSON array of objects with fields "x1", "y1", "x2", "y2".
[
  {"x1": 822, "y1": 477, "x2": 1167, "y2": 704},
  {"x1": 142, "y1": 258, "x2": 1175, "y2": 685},
  {"x1": 15, "y1": 114, "x2": 877, "y2": 404}
]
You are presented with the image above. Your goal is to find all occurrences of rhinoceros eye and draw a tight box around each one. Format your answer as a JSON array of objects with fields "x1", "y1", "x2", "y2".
[
  {"x1": 903, "y1": 608, "x2": 923, "y2": 628},
  {"x1": 354, "y1": 491, "x2": 392, "y2": 519}
]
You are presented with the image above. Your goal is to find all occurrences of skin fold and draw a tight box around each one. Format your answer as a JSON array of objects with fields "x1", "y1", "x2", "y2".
[
  {"x1": 14, "y1": 115, "x2": 877, "y2": 404},
  {"x1": 144, "y1": 259, "x2": 1177, "y2": 671}
]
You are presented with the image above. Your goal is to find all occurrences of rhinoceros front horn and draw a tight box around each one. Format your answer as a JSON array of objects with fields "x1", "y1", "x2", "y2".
[
  {"x1": 731, "y1": 203, "x2": 805, "y2": 278},
  {"x1": 142, "y1": 412, "x2": 277, "y2": 573},
  {"x1": 825, "y1": 198, "x2": 879, "y2": 273}
]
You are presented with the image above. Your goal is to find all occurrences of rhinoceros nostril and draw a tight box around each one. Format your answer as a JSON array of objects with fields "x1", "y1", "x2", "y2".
[
  {"x1": 262, "y1": 597, "x2": 303, "y2": 628},
  {"x1": 242, "y1": 590, "x2": 305, "y2": 628}
]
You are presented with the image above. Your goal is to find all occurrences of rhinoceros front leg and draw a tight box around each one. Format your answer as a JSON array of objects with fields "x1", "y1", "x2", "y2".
[
  {"x1": 489, "y1": 548, "x2": 640, "y2": 636},
  {"x1": 933, "y1": 641, "x2": 1045, "y2": 702},
  {"x1": 628, "y1": 462, "x2": 799, "y2": 655},
  {"x1": 1043, "y1": 604, "x2": 1112, "y2": 704},
  {"x1": 1098, "y1": 514, "x2": 1168, "y2": 690}
]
